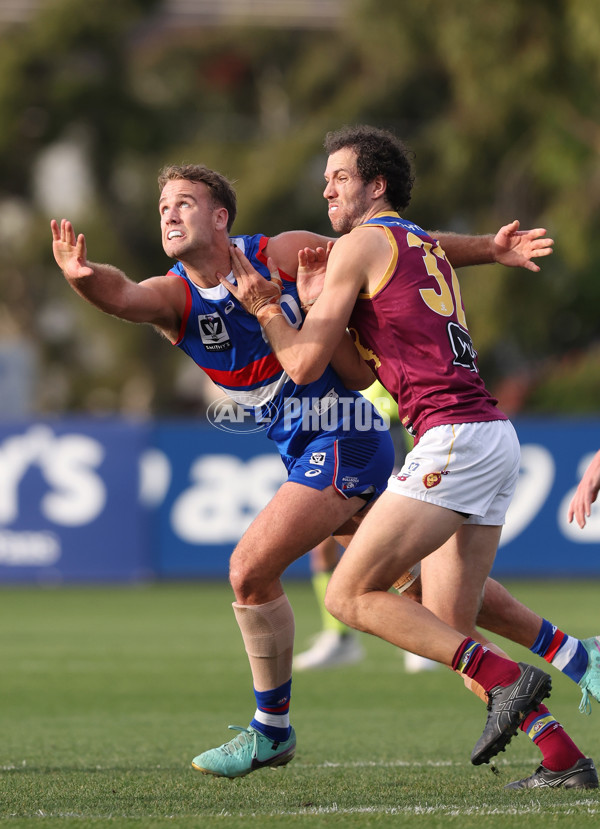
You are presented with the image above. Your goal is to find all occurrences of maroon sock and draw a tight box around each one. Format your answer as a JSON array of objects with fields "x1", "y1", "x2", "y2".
[
  {"x1": 452, "y1": 638, "x2": 520, "y2": 693},
  {"x1": 519, "y1": 704, "x2": 584, "y2": 772}
]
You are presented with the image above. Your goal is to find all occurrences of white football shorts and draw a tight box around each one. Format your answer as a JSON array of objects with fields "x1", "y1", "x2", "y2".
[{"x1": 386, "y1": 420, "x2": 520, "y2": 525}]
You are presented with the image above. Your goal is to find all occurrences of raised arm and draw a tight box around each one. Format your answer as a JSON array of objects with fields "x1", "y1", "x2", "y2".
[
  {"x1": 436, "y1": 220, "x2": 553, "y2": 271},
  {"x1": 264, "y1": 230, "x2": 335, "y2": 279},
  {"x1": 51, "y1": 218, "x2": 185, "y2": 340}
]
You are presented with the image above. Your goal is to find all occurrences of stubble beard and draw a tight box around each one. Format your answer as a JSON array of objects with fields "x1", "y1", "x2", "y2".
[
  {"x1": 329, "y1": 196, "x2": 370, "y2": 235},
  {"x1": 329, "y1": 208, "x2": 363, "y2": 236}
]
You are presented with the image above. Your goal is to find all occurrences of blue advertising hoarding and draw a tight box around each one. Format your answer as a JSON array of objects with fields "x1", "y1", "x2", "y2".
[
  {"x1": 0, "y1": 419, "x2": 151, "y2": 582},
  {"x1": 494, "y1": 419, "x2": 600, "y2": 576},
  {"x1": 0, "y1": 417, "x2": 599, "y2": 583},
  {"x1": 148, "y1": 422, "x2": 288, "y2": 578}
]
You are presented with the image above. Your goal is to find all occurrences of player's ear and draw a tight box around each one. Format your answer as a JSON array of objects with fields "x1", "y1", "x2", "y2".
[
  {"x1": 214, "y1": 207, "x2": 229, "y2": 231},
  {"x1": 371, "y1": 176, "x2": 387, "y2": 199}
]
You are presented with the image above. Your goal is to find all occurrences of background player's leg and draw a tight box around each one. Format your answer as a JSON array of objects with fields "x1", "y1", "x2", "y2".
[{"x1": 294, "y1": 536, "x2": 364, "y2": 670}]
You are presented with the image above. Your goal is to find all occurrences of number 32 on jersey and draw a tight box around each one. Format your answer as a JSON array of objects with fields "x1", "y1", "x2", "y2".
[{"x1": 407, "y1": 232, "x2": 478, "y2": 373}]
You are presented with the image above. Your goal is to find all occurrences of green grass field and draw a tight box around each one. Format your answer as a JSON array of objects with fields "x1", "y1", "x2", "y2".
[{"x1": 1, "y1": 579, "x2": 599, "y2": 828}]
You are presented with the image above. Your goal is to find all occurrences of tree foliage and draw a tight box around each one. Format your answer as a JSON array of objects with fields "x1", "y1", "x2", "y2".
[{"x1": 0, "y1": 0, "x2": 598, "y2": 416}]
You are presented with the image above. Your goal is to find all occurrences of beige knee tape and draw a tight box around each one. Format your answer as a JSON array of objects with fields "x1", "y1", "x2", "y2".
[{"x1": 233, "y1": 594, "x2": 295, "y2": 691}]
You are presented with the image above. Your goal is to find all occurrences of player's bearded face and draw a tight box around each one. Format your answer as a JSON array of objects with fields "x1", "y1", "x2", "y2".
[
  {"x1": 328, "y1": 190, "x2": 372, "y2": 235},
  {"x1": 324, "y1": 149, "x2": 371, "y2": 235}
]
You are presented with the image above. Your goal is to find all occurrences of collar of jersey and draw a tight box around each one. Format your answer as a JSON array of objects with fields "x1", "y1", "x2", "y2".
[{"x1": 192, "y1": 271, "x2": 235, "y2": 300}]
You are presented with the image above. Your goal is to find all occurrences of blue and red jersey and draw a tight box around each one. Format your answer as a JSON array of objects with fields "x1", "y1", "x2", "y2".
[{"x1": 167, "y1": 234, "x2": 386, "y2": 458}]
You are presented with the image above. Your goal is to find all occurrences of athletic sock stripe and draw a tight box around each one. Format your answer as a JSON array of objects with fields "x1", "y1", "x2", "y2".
[
  {"x1": 551, "y1": 636, "x2": 579, "y2": 671},
  {"x1": 457, "y1": 641, "x2": 480, "y2": 674},
  {"x1": 544, "y1": 630, "x2": 567, "y2": 662},
  {"x1": 253, "y1": 709, "x2": 290, "y2": 729},
  {"x1": 526, "y1": 713, "x2": 557, "y2": 742}
]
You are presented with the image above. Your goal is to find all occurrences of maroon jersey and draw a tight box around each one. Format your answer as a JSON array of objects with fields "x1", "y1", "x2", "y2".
[{"x1": 347, "y1": 213, "x2": 506, "y2": 441}]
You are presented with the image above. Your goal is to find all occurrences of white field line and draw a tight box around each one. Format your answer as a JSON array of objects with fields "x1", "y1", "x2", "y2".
[
  {"x1": 274, "y1": 803, "x2": 600, "y2": 816},
  {"x1": 294, "y1": 758, "x2": 536, "y2": 768},
  {"x1": 25, "y1": 803, "x2": 600, "y2": 820}
]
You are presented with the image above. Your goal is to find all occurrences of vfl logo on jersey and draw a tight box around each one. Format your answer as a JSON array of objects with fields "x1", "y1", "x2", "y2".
[
  {"x1": 198, "y1": 313, "x2": 232, "y2": 352},
  {"x1": 309, "y1": 452, "x2": 326, "y2": 466},
  {"x1": 447, "y1": 322, "x2": 477, "y2": 372}
]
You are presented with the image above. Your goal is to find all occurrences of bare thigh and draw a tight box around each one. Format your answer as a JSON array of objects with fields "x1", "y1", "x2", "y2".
[
  {"x1": 420, "y1": 523, "x2": 502, "y2": 638},
  {"x1": 229, "y1": 481, "x2": 367, "y2": 604},
  {"x1": 330, "y1": 490, "x2": 465, "y2": 598},
  {"x1": 325, "y1": 492, "x2": 473, "y2": 661}
]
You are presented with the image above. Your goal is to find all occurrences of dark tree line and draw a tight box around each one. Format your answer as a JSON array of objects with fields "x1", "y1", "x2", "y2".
[{"x1": 0, "y1": 0, "x2": 598, "y2": 416}]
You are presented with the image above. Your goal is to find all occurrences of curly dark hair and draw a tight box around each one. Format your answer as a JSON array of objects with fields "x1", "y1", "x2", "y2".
[
  {"x1": 324, "y1": 125, "x2": 415, "y2": 212},
  {"x1": 157, "y1": 164, "x2": 237, "y2": 231}
]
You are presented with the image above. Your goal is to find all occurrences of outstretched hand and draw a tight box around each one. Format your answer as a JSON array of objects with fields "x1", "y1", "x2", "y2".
[
  {"x1": 219, "y1": 245, "x2": 282, "y2": 317},
  {"x1": 493, "y1": 220, "x2": 554, "y2": 272},
  {"x1": 296, "y1": 242, "x2": 333, "y2": 309},
  {"x1": 567, "y1": 450, "x2": 600, "y2": 529},
  {"x1": 50, "y1": 219, "x2": 94, "y2": 279}
]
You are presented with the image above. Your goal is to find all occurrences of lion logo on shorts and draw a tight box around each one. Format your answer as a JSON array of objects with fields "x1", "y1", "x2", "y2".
[{"x1": 423, "y1": 472, "x2": 443, "y2": 489}]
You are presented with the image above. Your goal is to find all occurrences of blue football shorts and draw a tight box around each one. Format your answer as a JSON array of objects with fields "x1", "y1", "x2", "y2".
[{"x1": 281, "y1": 429, "x2": 395, "y2": 504}]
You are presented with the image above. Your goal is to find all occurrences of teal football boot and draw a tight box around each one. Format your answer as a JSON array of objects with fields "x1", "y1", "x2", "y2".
[{"x1": 192, "y1": 725, "x2": 296, "y2": 778}]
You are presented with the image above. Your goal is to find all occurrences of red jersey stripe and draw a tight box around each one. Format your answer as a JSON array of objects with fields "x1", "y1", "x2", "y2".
[{"x1": 203, "y1": 350, "x2": 282, "y2": 388}]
